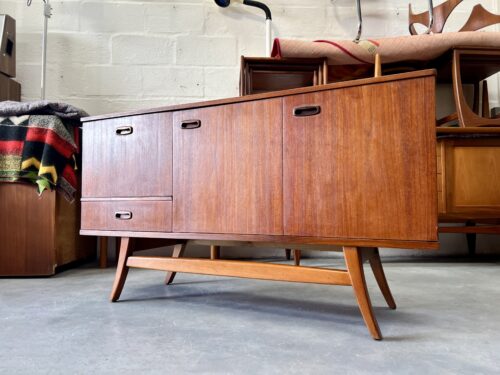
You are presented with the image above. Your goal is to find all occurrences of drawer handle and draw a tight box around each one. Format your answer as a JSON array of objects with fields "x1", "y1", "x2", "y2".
[
  {"x1": 181, "y1": 120, "x2": 201, "y2": 129},
  {"x1": 116, "y1": 126, "x2": 133, "y2": 135},
  {"x1": 115, "y1": 211, "x2": 133, "y2": 220},
  {"x1": 293, "y1": 105, "x2": 321, "y2": 117}
]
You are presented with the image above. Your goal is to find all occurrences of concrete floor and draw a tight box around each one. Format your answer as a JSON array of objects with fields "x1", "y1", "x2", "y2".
[{"x1": 1, "y1": 259, "x2": 500, "y2": 374}]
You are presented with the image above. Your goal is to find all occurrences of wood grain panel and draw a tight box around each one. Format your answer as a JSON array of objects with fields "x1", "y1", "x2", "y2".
[
  {"x1": 81, "y1": 200, "x2": 172, "y2": 232},
  {"x1": 443, "y1": 139, "x2": 500, "y2": 217},
  {"x1": 283, "y1": 76, "x2": 437, "y2": 241},
  {"x1": 173, "y1": 99, "x2": 283, "y2": 235},
  {"x1": 127, "y1": 256, "x2": 351, "y2": 286},
  {"x1": 0, "y1": 184, "x2": 56, "y2": 275},
  {"x1": 82, "y1": 112, "x2": 172, "y2": 198}
]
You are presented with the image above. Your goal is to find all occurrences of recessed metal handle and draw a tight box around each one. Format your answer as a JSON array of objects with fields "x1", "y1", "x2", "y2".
[
  {"x1": 115, "y1": 211, "x2": 133, "y2": 220},
  {"x1": 181, "y1": 120, "x2": 201, "y2": 129},
  {"x1": 293, "y1": 105, "x2": 321, "y2": 117},
  {"x1": 116, "y1": 126, "x2": 133, "y2": 135}
]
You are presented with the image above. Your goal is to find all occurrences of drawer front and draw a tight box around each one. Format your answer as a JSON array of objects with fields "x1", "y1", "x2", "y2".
[
  {"x1": 444, "y1": 140, "x2": 500, "y2": 217},
  {"x1": 81, "y1": 200, "x2": 172, "y2": 232},
  {"x1": 82, "y1": 113, "x2": 172, "y2": 198}
]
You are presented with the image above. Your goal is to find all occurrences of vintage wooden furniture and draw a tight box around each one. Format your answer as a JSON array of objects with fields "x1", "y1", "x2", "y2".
[
  {"x1": 409, "y1": 1, "x2": 500, "y2": 35},
  {"x1": 436, "y1": 128, "x2": 500, "y2": 252},
  {"x1": 240, "y1": 56, "x2": 328, "y2": 95},
  {"x1": 0, "y1": 183, "x2": 96, "y2": 276},
  {"x1": 80, "y1": 70, "x2": 437, "y2": 340},
  {"x1": 0, "y1": 16, "x2": 95, "y2": 275}
]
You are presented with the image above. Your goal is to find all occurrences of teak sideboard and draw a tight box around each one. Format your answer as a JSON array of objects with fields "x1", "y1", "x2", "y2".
[{"x1": 80, "y1": 70, "x2": 438, "y2": 340}]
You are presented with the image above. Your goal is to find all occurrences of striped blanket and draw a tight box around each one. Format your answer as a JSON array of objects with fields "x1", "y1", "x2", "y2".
[{"x1": 0, "y1": 114, "x2": 79, "y2": 201}]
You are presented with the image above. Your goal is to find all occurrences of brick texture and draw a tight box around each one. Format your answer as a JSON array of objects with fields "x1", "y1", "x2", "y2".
[{"x1": 5, "y1": 0, "x2": 499, "y2": 114}]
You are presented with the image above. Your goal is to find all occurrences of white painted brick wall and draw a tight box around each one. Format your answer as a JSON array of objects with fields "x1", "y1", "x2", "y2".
[{"x1": 4, "y1": 0, "x2": 499, "y2": 115}]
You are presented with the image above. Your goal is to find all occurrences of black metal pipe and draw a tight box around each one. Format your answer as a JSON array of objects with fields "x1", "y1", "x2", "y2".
[
  {"x1": 243, "y1": 0, "x2": 272, "y2": 20},
  {"x1": 214, "y1": 0, "x2": 272, "y2": 20}
]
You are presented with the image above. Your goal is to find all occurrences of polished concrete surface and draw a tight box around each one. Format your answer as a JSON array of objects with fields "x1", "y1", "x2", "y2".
[{"x1": 1, "y1": 259, "x2": 499, "y2": 374}]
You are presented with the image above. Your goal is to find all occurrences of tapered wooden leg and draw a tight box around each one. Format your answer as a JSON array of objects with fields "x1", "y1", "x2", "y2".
[
  {"x1": 99, "y1": 237, "x2": 108, "y2": 268},
  {"x1": 293, "y1": 249, "x2": 301, "y2": 266},
  {"x1": 344, "y1": 246, "x2": 382, "y2": 340},
  {"x1": 110, "y1": 237, "x2": 134, "y2": 302},
  {"x1": 210, "y1": 245, "x2": 220, "y2": 260},
  {"x1": 285, "y1": 249, "x2": 291, "y2": 260},
  {"x1": 165, "y1": 242, "x2": 187, "y2": 285},
  {"x1": 368, "y1": 248, "x2": 396, "y2": 310}
]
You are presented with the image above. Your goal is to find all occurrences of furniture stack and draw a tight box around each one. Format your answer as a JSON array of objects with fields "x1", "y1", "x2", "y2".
[
  {"x1": 247, "y1": 0, "x2": 500, "y2": 255},
  {"x1": 0, "y1": 15, "x2": 96, "y2": 276}
]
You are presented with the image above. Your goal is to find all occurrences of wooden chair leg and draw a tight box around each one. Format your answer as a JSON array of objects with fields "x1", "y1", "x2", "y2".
[
  {"x1": 368, "y1": 248, "x2": 396, "y2": 310},
  {"x1": 293, "y1": 249, "x2": 301, "y2": 266},
  {"x1": 99, "y1": 237, "x2": 108, "y2": 268},
  {"x1": 285, "y1": 249, "x2": 292, "y2": 260},
  {"x1": 110, "y1": 237, "x2": 134, "y2": 302},
  {"x1": 165, "y1": 242, "x2": 187, "y2": 285},
  {"x1": 210, "y1": 245, "x2": 220, "y2": 260},
  {"x1": 344, "y1": 246, "x2": 382, "y2": 340}
]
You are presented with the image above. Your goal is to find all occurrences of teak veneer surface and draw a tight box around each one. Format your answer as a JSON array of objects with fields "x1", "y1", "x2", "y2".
[
  {"x1": 172, "y1": 99, "x2": 283, "y2": 235},
  {"x1": 283, "y1": 76, "x2": 437, "y2": 241},
  {"x1": 81, "y1": 70, "x2": 438, "y2": 249},
  {"x1": 0, "y1": 183, "x2": 95, "y2": 276},
  {"x1": 83, "y1": 70, "x2": 439, "y2": 340},
  {"x1": 82, "y1": 112, "x2": 172, "y2": 198}
]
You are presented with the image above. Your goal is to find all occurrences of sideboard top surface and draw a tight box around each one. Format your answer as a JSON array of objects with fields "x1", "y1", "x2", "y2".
[{"x1": 82, "y1": 69, "x2": 436, "y2": 122}]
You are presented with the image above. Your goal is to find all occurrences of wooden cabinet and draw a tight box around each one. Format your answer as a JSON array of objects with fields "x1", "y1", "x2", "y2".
[
  {"x1": 0, "y1": 183, "x2": 95, "y2": 276},
  {"x1": 172, "y1": 99, "x2": 283, "y2": 235},
  {"x1": 82, "y1": 72, "x2": 437, "y2": 247},
  {"x1": 80, "y1": 70, "x2": 439, "y2": 340},
  {"x1": 283, "y1": 77, "x2": 437, "y2": 241},
  {"x1": 81, "y1": 70, "x2": 438, "y2": 248}
]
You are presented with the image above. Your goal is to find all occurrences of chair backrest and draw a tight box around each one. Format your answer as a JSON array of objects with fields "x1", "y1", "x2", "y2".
[{"x1": 409, "y1": 0, "x2": 500, "y2": 35}]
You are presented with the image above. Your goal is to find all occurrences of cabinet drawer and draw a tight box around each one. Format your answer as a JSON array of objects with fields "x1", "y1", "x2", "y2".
[
  {"x1": 81, "y1": 200, "x2": 172, "y2": 232},
  {"x1": 82, "y1": 113, "x2": 172, "y2": 198}
]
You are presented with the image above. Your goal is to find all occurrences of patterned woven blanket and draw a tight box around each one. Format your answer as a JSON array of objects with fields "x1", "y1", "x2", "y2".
[{"x1": 0, "y1": 114, "x2": 79, "y2": 201}]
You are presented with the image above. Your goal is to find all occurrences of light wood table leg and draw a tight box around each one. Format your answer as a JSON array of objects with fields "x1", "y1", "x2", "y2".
[
  {"x1": 344, "y1": 246, "x2": 382, "y2": 340},
  {"x1": 110, "y1": 237, "x2": 134, "y2": 302},
  {"x1": 165, "y1": 242, "x2": 187, "y2": 285},
  {"x1": 99, "y1": 237, "x2": 108, "y2": 268},
  {"x1": 368, "y1": 248, "x2": 396, "y2": 310}
]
